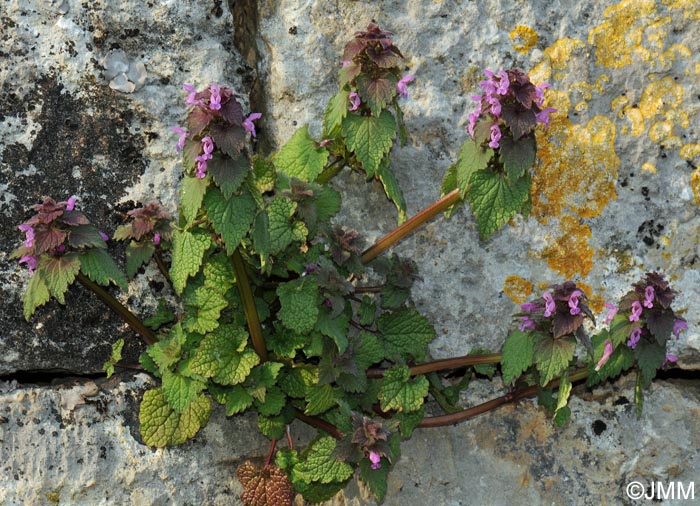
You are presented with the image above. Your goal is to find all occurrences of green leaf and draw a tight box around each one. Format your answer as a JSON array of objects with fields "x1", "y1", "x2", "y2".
[
  {"x1": 295, "y1": 437, "x2": 353, "y2": 484},
  {"x1": 353, "y1": 331, "x2": 384, "y2": 370},
  {"x1": 162, "y1": 370, "x2": 206, "y2": 413},
  {"x1": 394, "y1": 101, "x2": 408, "y2": 146},
  {"x1": 587, "y1": 331, "x2": 635, "y2": 386},
  {"x1": 125, "y1": 241, "x2": 155, "y2": 279},
  {"x1": 356, "y1": 73, "x2": 398, "y2": 117},
  {"x1": 554, "y1": 370, "x2": 571, "y2": 420},
  {"x1": 295, "y1": 481, "x2": 346, "y2": 504},
  {"x1": 501, "y1": 329, "x2": 536, "y2": 385},
  {"x1": 608, "y1": 313, "x2": 637, "y2": 347},
  {"x1": 358, "y1": 296, "x2": 377, "y2": 326},
  {"x1": 468, "y1": 169, "x2": 530, "y2": 239},
  {"x1": 254, "y1": 386, "x2": 286, "y2": 417},
  {"x1": 274, "y1": 125, "x2": 329, "y2": 181},
  {"x1": 455, "y1": 138, "x2": 493, "y2": 198},
  {"x1": 553, "y1": 406, "x2": 571, "y2": 427},
  {"x1": 378, "y1": 308, "x2": 436, "y2": 361},
  {"x1": 183, "y1": 286, "x2": 228, "y2": 334},
  {"x1": 314, "y1": 306, "x2": 349, "y2": 354},
  {"x1": 439, "y1": 163, "x2": 464, "y2": 218},
  {"x1": 79, "y1": 248, "x2": 128, "y2": 289},
  {"x1": 376, "y1": 157, "x2": 407, "y2": 223},
  {"x1": 252, "y1": 156, "x2": 276, "y2": 194},
  {"x1": 395, "y1": 406, "x2": 425, "y2": 439},
  {"x1": 203, "y1": 253, "x2": 236, "y2": 295},
  {"x1": 635, "y1": 339, "x2": 666, "y2": 387},
  {"x1": 304, "y1": 384, "x2": 336, "y2": 416},
  {"x1": 68, "y1": 225, "x2": 107, "y2": 249},
  {"x1": 252, "y1": 211, "x2": 271, "y2": 260},
  {"x1": 23, "y1": 269, "x2": 51, "y2": 320},
  {"x1": 535, "y1": 336, "x2": 576, "y2": 386},
  {"x1": 277, "y1": 277, "x2": 319, "y2": 334},
  {"x1": 498, "y1": 134, "x2": 536, "y2": 180},
  {"x1": 323, "y1": 89, "x2": 350, "y2": 137},
  {"x1": 103, "y1": 338, "x2": 124, "y2": 378},
  {"x1": 180, "y1": 175, "x2": 210, "y2": 224},
  {"x1": 267, "y1": 326, "x2": 308, "y2": 358},
  {"x1": 342, "y1": 110, "x2": 397, "y2": 177},
  {"x1": 359, "y1": 457, "x2": 390, "y2": 501},
  {"x1": 41, "y1": 253, "x2": 81, "y2": 304},
  {"x1": 147, "y1": 323, "x2": 187, "y2": 375},
  {"x1": 314, "y1": 185, "x2": 342, "y2": 223},
  {"x1": 207, "y1": 152, "x2": 249, "y2": 199},
  {"x1": 204, "y1": 187, "x2": 256, "y2": 255},
  {"x1": 379, "y1": 366, "x2": 429, "y2": 413},
  {"x1": 267, "y1": 197, "x2": 297, "y2": 255},
  {"x1": 258, "y1": 413, "x2": 287, "y2": 440},
  {"x1": 170, "y1": 228, "x2": 211, "y2": 295},
  {"x1": 139, "y1": 388, "x2": 211, "y2": 447},
  {"x1": 380, "y1": 283, "x2": 409, "y2": 309},
  {"x1": 279, "y1": 366, "x2": 317, "y2": 399},
  {"x1": 224, "y1": 385, "x2": 254, "y2": 415},
  {"x1": 144, "y1": 299, "x2": 176, "y2": 331},
  {"x1": 188, "y1": 325, "x2": 259, "y2": 385}
]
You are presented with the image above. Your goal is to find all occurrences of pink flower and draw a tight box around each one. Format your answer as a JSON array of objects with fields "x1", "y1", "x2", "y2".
[
  {"x1": 66, "y1": 196, "x2": 76, "y2": 211},
  {"x1": 603, "y1": 302, "x2": 618, "y2": 325},
  {"x1": 629, "y1": 301, "x2": 643, "y2": 322},
  {"x1": 18, "y1": 224, "x2": 35, "y2": 248},
  {"x1": 342, "y1": 60, "x2": 351, "y2": 68},
  {"x1": 496, "y1": 70, "x2": 509, "y2": 95},
  {"x1": 662, "y1": 353, "x2": 678, "y2": 368},
  {"x1": 534, "y1": 82, "x2": 551, "y2": 107},
  {"x1": 595, "y1": 340, "x2": 614, "y2": 371},
  {"x1": 673, "y1": 319, "x2": 688, "y2": 338},
  {"x1": 568, "y1": 290, "x2": 582, "y2": 316},
  {"x1": 153, "y1": 233, "x2": 161, "y2": 245},
  {"x1": 543, "y1": 292, "x2": 556, "y2": 317},
  {"x1": 520, "y1": 303, "x2": 538, "y2": 312},
  {"x1": 243, "y1": 113, "x2": 262, "y2": 137},
  {"x1": 348, "y1": 92, "x2": 361, "y2": 111},
  {"x1": 172, "y1": 126, "x2": 188, "y2": 152},
  {"x1": 209, "y1": 84, "x2": 222, "y2": 111},
  {"x1": 99, "y1": 231, "x2": 109, "y2": 241},
  {"x1": 397, "y1": 75, "x2": 414, "y2": 99},
  {"x1": 488, "y1": 124, "x2": 501, "y2": 149},
  {"x1": 369, "y1": 451, "x2": 381, "y2": 470},
  {"x1": 467, "y1": 108, "x2": 480, "y2": 138},
  {"x1": 535, "y1": 107, "x2": 557, "y2": 127},
  {"x1": 19, "y1": 255, "x2": 38, "y2": 275},
  {"x1": 486, "y1": 95, "x2": 501, "y2": 116},
  {"x1": 183, "y1": 83, "x2": 202, "y2": 107},
  {"x1": 518, "y1": 316, "x2": 536, "y2": 332},
  {"x1": 195, "y1": 136, "x2": 214, "y2": 179},
  {"x1": 643, "y1": 285, "x2": 655, "y2": 309},
  {"x1": 627, "y1": 327, "x2": 642, "y2": 349}
]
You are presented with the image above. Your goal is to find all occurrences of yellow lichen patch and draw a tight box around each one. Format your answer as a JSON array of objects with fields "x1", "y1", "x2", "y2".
[
  {"x1": 588, "y1": 0, "x2": 658, "y2": 68},
  {"x1": 641, "y1": 162, "x2": 657, "y2": 174},
  {"x1": 639, "y1": 76, "x2": 684, "y2": 119},
  {"x1": 510, "y1": 25, "x2": 538, "y2": 54},
  {"x1": 663, "y1": 0, "x2": 700, "y2": 20},
  {"x1": 620, "y1": 106, "x2": 646, "y2": 136},
  {"x1": 533, "y1": 115, "x2": 619, "y2": 220},
  {"x1": 659, "y1": 43, "x2": 692, "y2": 68},
  {"x1": 539, "y1": 216, "x2": 595, "y2": 278},
  {"x1": 665, "y1": 109, "x2": 689, "y2": 129},
  {"x1": 680, "y1": 144, "x2": 700, "y2": 163},
  {"x1": 503, "y1": 275, "x2": 534, "y2": 304},
  {"x1": 577, "y1": 282, "x2": 605, "y2": 314},
  {"x1": 649, "y1": 121, "x2": 673, "y2": 143},
  {"x1": 690, "y1": 168, "x2": 700, "y2": 204},
  {"x1": 611, "y1": 95, "x2": 629, "y2": 113},
  {"x1": 540, "y1": 38, "x2": 586, "y2": 74}
]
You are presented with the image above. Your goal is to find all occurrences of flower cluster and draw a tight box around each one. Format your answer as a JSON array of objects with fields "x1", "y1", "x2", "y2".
[
  {"x1": 172, "y1": 83, "x2": 261, "y2": 178},
  {"x1": 517, "y1": 281, "x2": 594, "y2": 341},
  {"x1": 12, "y1": 197, "x2": 107, "y2": 275},
  {"x1": 349, "y1": 413, "x2": 391, "y2": 471},
  {"x1": 468, "y1": 68, "x2": 555, "y2": 148},
  {"x1": 112, "y1": 201, "x2": 173, "y2": 245}
]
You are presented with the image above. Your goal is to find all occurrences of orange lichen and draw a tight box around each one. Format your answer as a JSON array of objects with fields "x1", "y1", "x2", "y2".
[
  {"x1": 509, "y1": 25, "x2": 538, "y2": 54},
  {"x1": 577, "y1": 282, "x2": 605, "y2": 314},
  {"x1": 690, "y1": 168, "x2": 700, "y2": 205},
  {"x1": 503, "y1": 276, "x2": 534, "y2": 304},
  {"x1": 539, "y1": 216, "x2": 594, "y2": 278}
]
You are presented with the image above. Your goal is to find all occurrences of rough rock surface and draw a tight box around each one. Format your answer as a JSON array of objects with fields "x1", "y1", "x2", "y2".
[{"x1": 2, "y1": 0, "x2": 700, "y2": 505}]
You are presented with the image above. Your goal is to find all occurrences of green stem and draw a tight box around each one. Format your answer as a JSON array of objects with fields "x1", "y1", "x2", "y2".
[
  {"x1": 76, "y1": 273, "x2": 157, "y2": 346},
  {"x1": 427, "y1": 373, "x2": 463, "y2": 414},
  {"x1": 315, "y1": 157, "x2": 345, "y2": 185},
  {"x1": 366, "y1": 353, "x2": 502, "y2": 379},
  {"x1": 361, "y1": 189, "x2": 461, "y2": 264},
  {"x1": 231, "y1": 248, "x2": 269, "y2": 362},
  {"x1": 153, "y1": 250, "x2": 172, "y2": 285},
  {"x1": 418, "y1": 367, "x2": 590, "y2": 428}
]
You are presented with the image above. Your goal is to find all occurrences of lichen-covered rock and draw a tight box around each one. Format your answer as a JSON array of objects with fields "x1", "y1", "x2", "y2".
[{"x1": 0, "y1": 0, "x2": 249, "y2": 374}]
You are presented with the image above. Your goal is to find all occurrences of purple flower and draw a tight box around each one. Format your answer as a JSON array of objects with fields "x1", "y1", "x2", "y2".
[
  {"x1": 518, "y1": 316, "x2": 536, "y2": 332},
  {"x1": 153, "y1": 233, "x2": 161, "y2": 246},
  {"x1": 342, "y1": 60, "x2": 351, "y2": 68},
  {"x1": 662, "y1": 353, "x2": 678, "y2": 368},
  {"x1": 488, "y1": 124, "x2": 501, "y2": 149},
  {"x1": 397, "y1": 75, "x2": 414, "y2": 99},
  {"x1": 627, "y1": 327, "x2": 642, "y2": 349},
  {"x1": 643, "y1": 285, "x2": 655, "y2": 309},
  {"x1": 303, "y1": 263, "x2": 319, "y2": 275},
  {"x1": 195, "y1": 159, "x2": 208, "y2": 179},
  {"x1": 183, "y1": 83, "x2": 202, "y2": 107},
  {"x1": 172, "y1": 126, "x2": 188, "y2": 152},
  {"x1": 673, "y1": 319, "x2": 688, "y2": 338},
  {"x1": 323, "y1": 298, "x2": 334, "y2": 309},
  {"x1": 243, "y1": 113, "x2": 262, "y2": 137},
  {"x1": 19, "y1": 255, "x2": 38, "y2": 275},
  {"x1": 568, "y1": 289, "x2": 582, "y2": 316},
  {"x1": 18, "y1": 224, "x2": 35, "y2": 248},
  {"x1": 520, "y1": 302, "x2": 538, "y2": 312},
  {"x1": 629, "y1": 301, "x2": 643, "y2": 322},
  {"x1": 99, "y1": 231, "x2": 109, "y2": 241},
  {"x1": 496, "y1": 70, "x2": 509, "y2": 95},
  {"x1": 201, "y1": 136, "x2": 214, "y2": 156},
  {"x1": 209, "y1": 84, "x2": 222, "y2": 111},
  {"x1": 348, "y1": 92, "x2": 361, "y2": 112},
  {"x1": 486, "y1": 95, "x2": 501, "y2": 116},
  {"x1": 319, "y1": 139, "x2": 332, "y2": 147},
  {"x1": 66, "y1": 196, "x2": 76, "y2": 211},
  {"x1": 467, "y1": 108, "x2": 480, "y2": 138},
  {"x1": 195, "y1": 137, "x2": 214, "y2": 179},
  {"x1": 595, "y1": 340, "x2": 614, "y2": 372},
  {"x1": 543, "y1": 292, "x2": 556, "y2": 317},
  {"x1": 603, "y1": 302, "x2": 618, "y2": 325},
  {"x1": 534, "y1": 82, "x2": 551, "y2": 107},
  {"x1": 369, "y1": 451, "x2": 381, "y2": 470},
  {"x1": 535, "y1": 107, "x2": 557, "y2": 127}
]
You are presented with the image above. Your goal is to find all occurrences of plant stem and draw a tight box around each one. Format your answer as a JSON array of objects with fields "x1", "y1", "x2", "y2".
[
  {"x1": 361, "y1": 189, "x2": 461, "y2": 264},
  {"x1": 153, "y1": 250, "x2": 172, "y2": 285},
  {"x1": 315, "y1": 157, "x2": 345, "y2": 184},
  {"x1": 354, "y1": 285, "x2": 384, "y2": 294},
  {"x1": 76, "y1": 273, "x2": 157, "y2": 346},
  {"x1": 366, "y1": 353, "x2": 502, "y2": 379},
  {"x1": 264, "y1": 438, "x2": 278, "y2": 468},
  {"x1": 231, "y1": 249, "x2": 269, "y2": 362},
  {"x1": 294, "y1": 408, "x2": 345, "y2": 440},
  {"x1": 418, "y1": 367, "x2": 590, "y2": 428}
]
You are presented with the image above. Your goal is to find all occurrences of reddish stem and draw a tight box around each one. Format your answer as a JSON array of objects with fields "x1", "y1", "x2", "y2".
[
  {"x1": 264, "y1": 438, "x2": 278, "y2": 468},
  {"x1": 294, "y1": 409, "x2": 345, "y2": 440},
  {"x1": 366, "y1": 353, "x2": 502, "y2": 379}
]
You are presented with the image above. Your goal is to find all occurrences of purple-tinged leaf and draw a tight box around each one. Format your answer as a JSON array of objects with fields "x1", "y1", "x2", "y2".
[
  {"x1": 182, "y1": 138, "x2": 202, "y2": 171},
  {"x1": 501, "y1": 105, "x2": 537, "y2": 140},
  {"x1": 60, "y1": 210, "x2": 90, "y2": 226},
  {"x1": 220, "y1": 96, "x2": 244, "y2": 125},
  {"x1": 498, "y1": 134, "x2": 536, "y2": 180},
  {"x1": 132, "y1": 219, "x2": 155, "y2": 240},
  {"x1": 187, "y1": 107, "x2": 212, "y2": 137},
  {"x1": 552, "y1": 311, "x2": 584, "y2": 339},
  {"x1": 33, "y1": 228, "x2": 67, "y2": 254},
  {"x1": 207, "y1": 152, "x2": 250, "y2": 199},
  {"x1": 209, "y1": 123, "x2": 246, "y2": 158},
  {"x1": 366, "y1": 46, "x2": 402, "y2": 68},
  {"x1": 339, "y1": 63, "x2": 362, "y2": 88},
  {"x1": 68, "y1": 225, "x2": 107, "y2": 249},
  {"x1": 343, "y1": 38, "x2": 367, "y2": 61},
  {"x1": 646, "y1": 310, "x2": 675, "y2": 345},
  {"x1": 356, "y1": 73, "x2": 398, "y2": 116}
]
